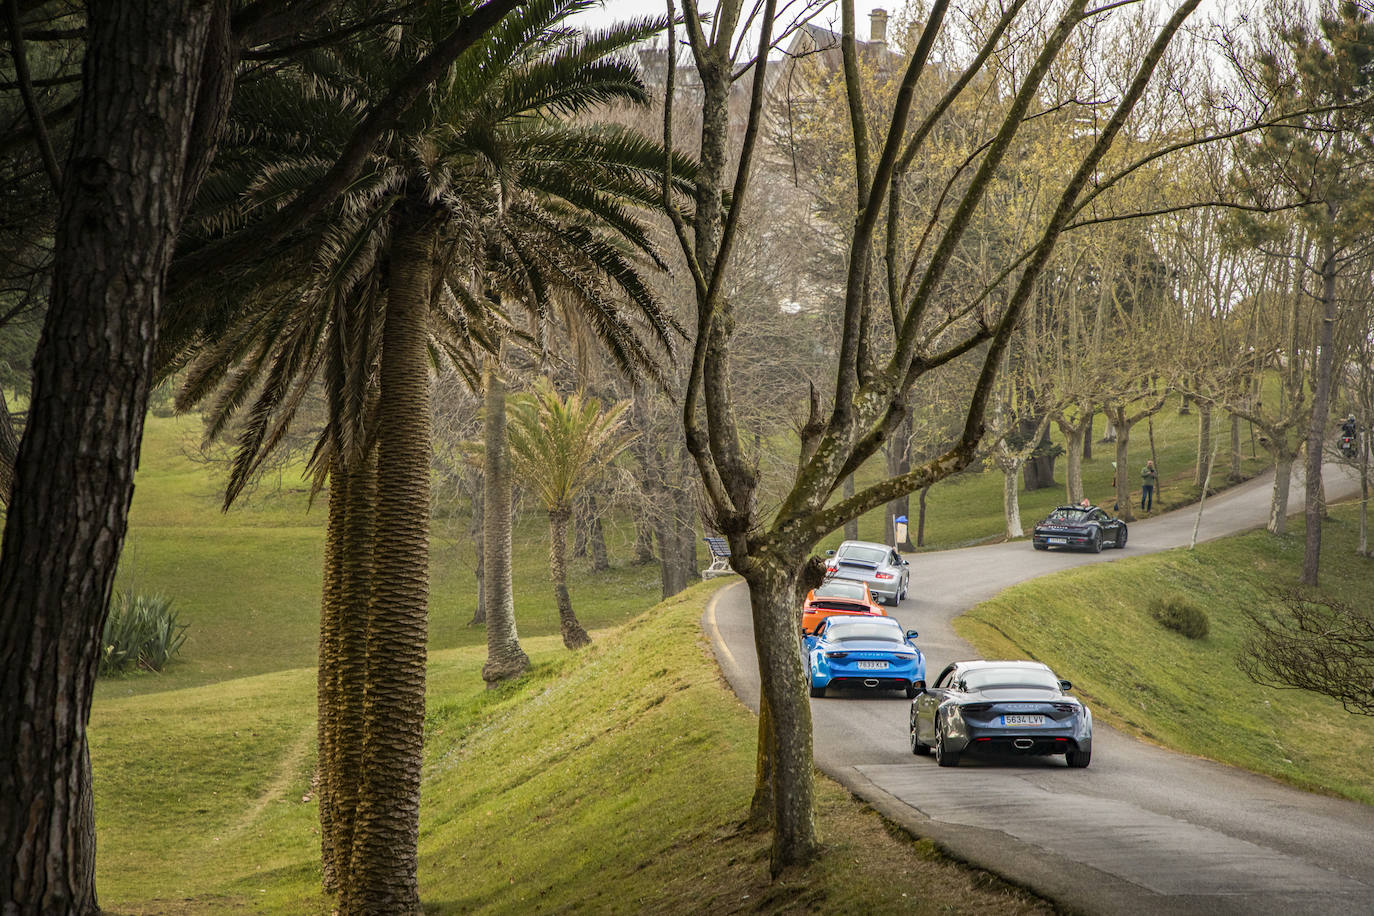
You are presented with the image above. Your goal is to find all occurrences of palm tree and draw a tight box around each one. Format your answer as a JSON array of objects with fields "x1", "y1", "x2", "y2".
[
  {"x1": 167, "y1": 3, "x2": 687, "y2": 908},
  {"x1": 506, "y1": 378, "x2": 635, "y2": 648}
]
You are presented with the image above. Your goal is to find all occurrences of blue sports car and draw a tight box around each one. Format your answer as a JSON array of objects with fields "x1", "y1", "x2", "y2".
[
  {"x1": 804, "y1": 616, "x2": 925, "y2": 698},
  {"x1": 910, "y1": 660, "x2": 1093, "y2": 767}
]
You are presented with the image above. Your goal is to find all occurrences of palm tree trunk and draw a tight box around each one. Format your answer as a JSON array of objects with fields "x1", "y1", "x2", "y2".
[
  {"x1": 343, "y1": 208, "x2": 434, "y2": 915},
  {"x1": 318, "y1": 461, "x2": 347, "y2": 892},
  {"x1": 481, "y1": 354, "x2": 529, "y2": 685},
  {"x1": 329, "y1": 437, "x2": 377, "y2": 894},
  {"x1": 549, "y1": 506, "x2": 591, "y2": 648}
]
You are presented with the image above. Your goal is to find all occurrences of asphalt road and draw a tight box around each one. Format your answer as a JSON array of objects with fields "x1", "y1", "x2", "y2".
[{"x1": 703, "y1": 464, "x2": 1374, "y2": 915}]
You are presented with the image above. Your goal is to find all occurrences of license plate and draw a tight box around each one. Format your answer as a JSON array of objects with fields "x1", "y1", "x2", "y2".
[
  {"x1": 1048, "y1": 537, "x2": 1067, "y2": 545},
  {"x1": 855, "y1": 660, "x2": 888, "y2": 670},
  {"x1": 1002, "y1": 714, "x2": 1045, "y2": 726}
]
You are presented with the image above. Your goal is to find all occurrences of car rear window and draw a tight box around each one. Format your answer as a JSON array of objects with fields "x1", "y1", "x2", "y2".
[
  {"x1": 827, "y1": 621, "x2": 902, "y2": 643},
  {"x1": 815, "y1": 580, "x2": 866, "y2": 598},
  {"x1": 810, "y1": 599, "x2": 869, "y2": 612},
  {"x1": 837, "y1": 546, "x2": 887, "y2": 564},
  {"x1": 963, "y1": 667, "x2": 1060, "y2": 690},
  {"x1": 1047, "y1": 509, "x2": 1089, "y2": 523}
]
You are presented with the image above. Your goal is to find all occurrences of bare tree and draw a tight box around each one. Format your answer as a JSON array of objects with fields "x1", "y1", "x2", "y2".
[
  {"x1": 1240, "y1": 589, "x2": 1374, "y2": 716},
  {"x1": 662, "y1": 0, "x2": 1200, "y2": 872}
]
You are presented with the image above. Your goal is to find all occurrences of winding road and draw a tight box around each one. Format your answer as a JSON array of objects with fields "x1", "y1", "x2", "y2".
[{"x1": 704, "y1": 466, "x2": 1374, "y2": 915}]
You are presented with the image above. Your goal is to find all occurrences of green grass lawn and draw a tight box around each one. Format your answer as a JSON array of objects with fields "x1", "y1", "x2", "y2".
[
  {"x1": 92, "y1": 583, "x2": 1051, "y2": 915},
  {"x1": 956, "y1": 503, "x2": 1374, "y2": 805}
]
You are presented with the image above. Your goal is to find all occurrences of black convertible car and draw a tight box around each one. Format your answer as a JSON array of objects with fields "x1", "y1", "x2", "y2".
[{"x1": 1031, "y1": 505, "x2": 1127, "y2": 552}]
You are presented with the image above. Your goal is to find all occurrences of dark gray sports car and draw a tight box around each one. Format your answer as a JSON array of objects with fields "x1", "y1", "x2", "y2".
[
  {"x1": 909, "y1": 660, "x2": 1093, "y2": 767},
  {"x1": 1031, "y1": 505, "x2": 1127, "y2": 552}
]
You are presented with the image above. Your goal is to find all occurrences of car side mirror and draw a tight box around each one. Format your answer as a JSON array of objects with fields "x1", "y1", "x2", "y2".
[
  {"x1": 824, "y1": 549, "x2": 836, "y2": 557},
  {"x1": 905, "y1": 629, "x2": 919, "y2": 640},
  {"x1": 901, "y1": 558, "x2": 910, "y2": 566},
  {"x1": 1059, "y1": 679, "x2": 1073, "y2": 691}
]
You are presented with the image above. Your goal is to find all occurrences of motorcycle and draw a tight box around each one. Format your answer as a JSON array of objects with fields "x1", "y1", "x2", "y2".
[{"x1": 1339, "y1": 434, "x2": 1356, "y2": 459}]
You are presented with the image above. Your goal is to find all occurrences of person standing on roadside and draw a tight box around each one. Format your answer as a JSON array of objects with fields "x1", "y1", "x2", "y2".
[{"x1": 1140, "y1": 459, "x2": 1158, "y2": 511}]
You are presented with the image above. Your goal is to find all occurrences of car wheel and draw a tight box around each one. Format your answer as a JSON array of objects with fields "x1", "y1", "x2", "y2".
[
  {"x1": 1117, "y1": 527, "x2": 1128, "y2": 549},
  {"x1": 807, "y1": 660, "x2": 825, "y2": 698},
  {"x1": 1066, "y1": 745, "x2": 1091, "y2": 768},
  {"x1": 911, "y1": 725, "x2": 931, "y2": 756},
  {"x1": 1091, "y1": 531, "x2": 1103, "y2": 553},
  {"x1": 905, "y1": 681, "x2": 920, "y2": 699},
  {"x1": 935, "y1": 721, "x2": 961, "y2": 767},
  {"x1": 1033, "y1": 541, "x2": 1048, "y2": 551}
]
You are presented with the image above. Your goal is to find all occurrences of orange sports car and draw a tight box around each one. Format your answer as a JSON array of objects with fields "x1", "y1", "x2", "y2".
[{"x1": 801, "y1": 577, "x2": 886, "y2": 635}]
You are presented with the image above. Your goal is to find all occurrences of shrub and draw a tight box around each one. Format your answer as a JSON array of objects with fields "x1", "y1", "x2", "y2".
[
  {"x1": 1150, "y1": 595, "x2": 1209, "y2": 640},
  {"x1": 99, "y1": 591, "x2": 189, "y2": 676}
]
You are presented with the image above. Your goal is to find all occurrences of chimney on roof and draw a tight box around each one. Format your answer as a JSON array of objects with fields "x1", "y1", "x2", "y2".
[{"x1": 870, "y1": 8, "x2": 888, "y2": 44}]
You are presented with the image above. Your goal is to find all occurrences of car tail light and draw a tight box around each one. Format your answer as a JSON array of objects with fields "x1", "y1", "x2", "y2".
[
  {"x1": 874, "y1": 571, "x2": 894, "y2": 579},
  {"x1": 1052, "y1": 703, "x2": 1077, "y2": 713},
  {"x1": 960, "y1": 704, "x2": 992, "y2": 714},
  {"x1": 825, "y1": 651, "x2": 849, "y2": 659}
]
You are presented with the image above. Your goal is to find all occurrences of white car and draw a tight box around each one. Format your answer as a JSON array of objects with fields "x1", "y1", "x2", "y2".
[{"x1": 824, "y1": 539, "x2": 909, "y2": 605}]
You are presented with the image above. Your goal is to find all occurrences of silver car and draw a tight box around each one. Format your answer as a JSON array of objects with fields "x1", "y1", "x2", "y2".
[{"x1": 824, "y1": 539, "x2": 909, "y2": 605}]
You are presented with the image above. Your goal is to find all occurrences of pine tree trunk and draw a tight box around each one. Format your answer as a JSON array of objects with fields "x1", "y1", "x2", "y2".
[
  {"x1": 0, "y1": 4, "x2": 214, "y2": 910},
  {"x1": 481, "y1": 355, "x2": 529, "y2": 685},
  {"x1": 1301, "y1": 232, "x2": 1339, "y2": 586},
  {"x1": 549, "y1": 507, "x2": 591, "y2": 649},
  {"x1": 342, "y1": 207, "x2": 435, "y2": 914}
]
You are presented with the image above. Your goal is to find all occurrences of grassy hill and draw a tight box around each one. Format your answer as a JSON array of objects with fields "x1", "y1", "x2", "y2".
[{"x1": 92, "y1": 583, "x2": 1051, "y2": 914}]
